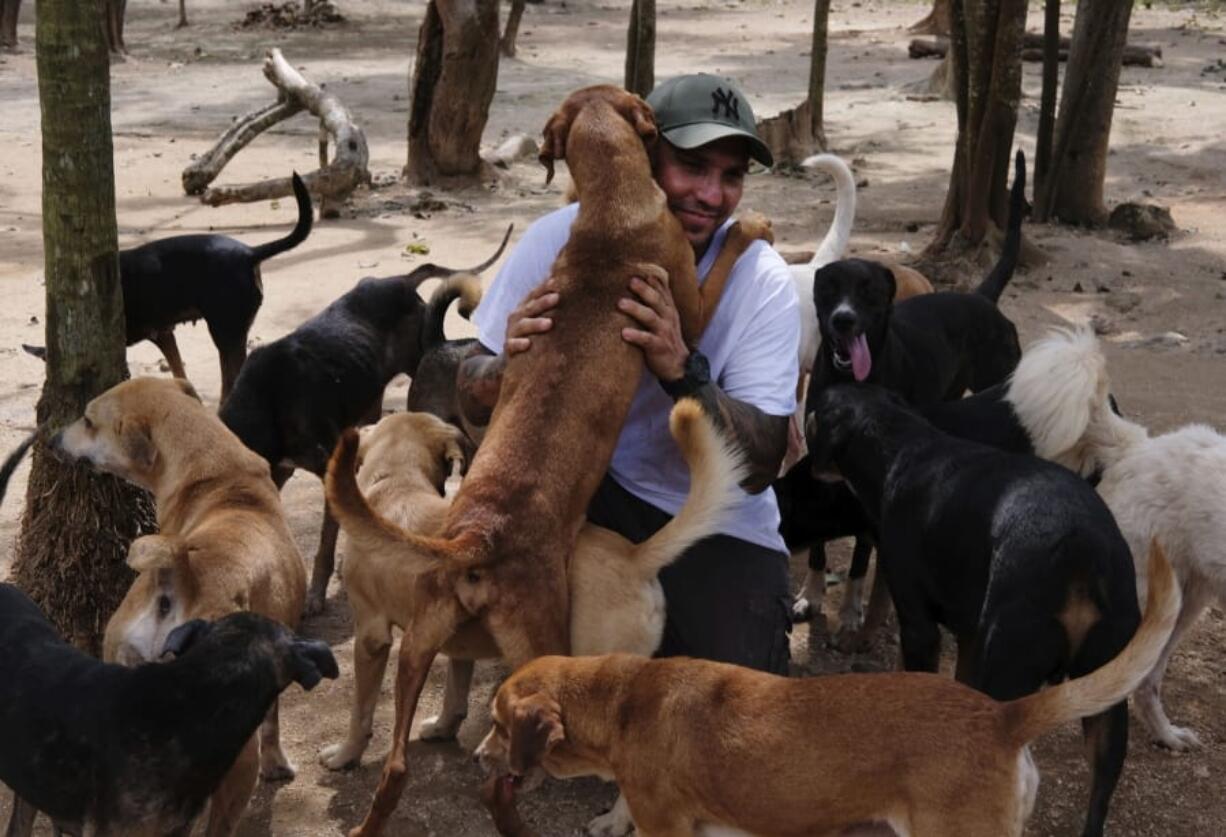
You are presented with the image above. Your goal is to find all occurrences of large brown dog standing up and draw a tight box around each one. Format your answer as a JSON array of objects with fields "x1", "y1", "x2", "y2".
[{"x1": 332, "y1": 85, "x2": 771, "y2": 837}]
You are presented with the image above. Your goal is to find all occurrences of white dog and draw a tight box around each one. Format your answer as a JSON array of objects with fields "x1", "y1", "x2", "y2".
[{"x1": 1006, "y1": 326, "x2": 1226, "y2": 750}]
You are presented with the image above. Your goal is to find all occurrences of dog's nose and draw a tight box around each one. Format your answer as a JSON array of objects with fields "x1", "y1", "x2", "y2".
[{"x1": 830, "y1": 309, "x2": 856, "y2": 334}]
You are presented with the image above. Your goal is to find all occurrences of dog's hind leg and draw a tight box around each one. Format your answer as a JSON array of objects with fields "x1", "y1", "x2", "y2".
[
  {"x1": 419, "y1": 657, "x2": 475, "y2": 741},
  {"x1": 322, "y1": 622, "x2": 393, "y2": 769},
  {"x1": 150, "y1": 329, "x2": 188, "y2": 381},
  {"x1": 205, "y1": 734, "x2": 259, "y2": 837},
  {"x1": 305, "y1": 506, "x2": 340, "y2": 616},
  {"x1": 791, "y1": 543, "x2": 828, "y2": 626},
  {"x1": 1079, "y1": 703, "x2": 1128, "y2": 837},
  {"x1": 835, "y1": 537, "x2": 874, "y2": 642},
  {"x1": 1134, "y1": 582, "x2": 1211, "y2": 750},
  {"x1": 4, "y1": 794, "x2": 37, "y2": 837},
  {"x1": 215, "y1": 339, "x2": 248, "y2": 406},
  {"x1": 258, "y1": 698, "x2": 296, "y2": 780}
]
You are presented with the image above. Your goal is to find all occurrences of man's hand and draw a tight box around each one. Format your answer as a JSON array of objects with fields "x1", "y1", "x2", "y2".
[
  {"x1": 505, "y1": 279, "x2": 559, "y2": 356},
  {"x1": 619, "y1": 271, "x2": 688, "y2": 382}
]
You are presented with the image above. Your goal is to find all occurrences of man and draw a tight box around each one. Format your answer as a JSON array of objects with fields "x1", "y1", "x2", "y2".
[{"x1": 459, "y1": 74, "x2": 800, "y2": 674}]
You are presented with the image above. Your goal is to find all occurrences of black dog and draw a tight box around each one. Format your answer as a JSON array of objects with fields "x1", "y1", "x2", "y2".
[
  {"x1": 219, "y1": 226, "x2": 511, "y2": 614},
  {"x1": 0, "y1": 590, "x2": 337, "y2": 836},
  {"x1": 26, "y1": 172, "x2": 314, "y2": 403},
  {"x1": 807, "y1": 383, "x2": 1140, "y2": 837},
  {"x1": 808, "y1": 150, "x2": 1026, "y2": 405}
]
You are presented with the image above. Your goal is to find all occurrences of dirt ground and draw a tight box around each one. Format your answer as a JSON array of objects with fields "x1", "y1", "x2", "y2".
[{"x1": 1, "y1": 0, "x2": 1224, "y2": 834}]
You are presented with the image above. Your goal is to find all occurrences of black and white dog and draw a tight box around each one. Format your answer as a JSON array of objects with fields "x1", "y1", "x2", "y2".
[{"x1": 806, "y1": 383, "x2": 1142, "y2": 837}]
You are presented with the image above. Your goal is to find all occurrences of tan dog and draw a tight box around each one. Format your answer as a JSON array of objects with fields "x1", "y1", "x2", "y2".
[
  {"x1": 326, "y1": 85, "x2": 771, "y2": 837},
  {"x1": 321, "y1": 399, "x2": 743, "y2": 772},
  {"x1": 52, "y1": 377, "x2": 307, "y2": 837},
  {"x1": 477, "y1": 544, "x2": 1178, "y2": 837}
]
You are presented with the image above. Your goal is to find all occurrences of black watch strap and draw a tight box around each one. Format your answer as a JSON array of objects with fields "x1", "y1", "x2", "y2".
[{"x1": 660, "y1": 350, "x2": 711, "y2": 400}]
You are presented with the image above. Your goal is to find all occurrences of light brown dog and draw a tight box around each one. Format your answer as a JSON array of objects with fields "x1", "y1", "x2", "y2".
[
  {"x1": 324, "y1": 84, "x2": 770, "y2": 836},
  {"x1": 321, "y1": 399, "x2": 742, "y2": 772},
  {"x1": 477, "y1": 544, "x2": 1178, "y2": 837},
  {"x1": 52, "y1": 376, "x2": 306, "y2": 837}
]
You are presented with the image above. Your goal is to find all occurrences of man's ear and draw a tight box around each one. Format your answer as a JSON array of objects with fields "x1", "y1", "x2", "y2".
[{"x1": 508, "y1": 693, "x2": 564, "y2": 775}]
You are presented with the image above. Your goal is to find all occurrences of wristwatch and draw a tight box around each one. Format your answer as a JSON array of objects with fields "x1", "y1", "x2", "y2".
[{"x1": 659, "y1": 350, "x2": 711, "y2": 400}]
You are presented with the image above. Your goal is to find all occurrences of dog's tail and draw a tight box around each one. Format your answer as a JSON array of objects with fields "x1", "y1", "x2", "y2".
[
  {"x1": 1005, "y1": 325, "x2": 1145, "y2": 476},
  {"x1": 800, "y1": 154, "x2": 856, "y2": 270},
  {"x1": 325, "y1": 428, "x2": 483, "y2": 572},
  {"x1": 974, "y1": 150, "x2": 1026, "y2": 303},
  {"x1": 627, "y1": 399, "x2": 747, "y2": 579},
  {"x1": 1003, "y1": 541, "x2": 1179, "y2": 747},
  {"x1": 420, "y1": 273, "x2": 485, "y2": 355},
  {"x1": 0, "y1": 432, "x2": 36, "y2": 508},
  {"x1": 249, "y1": 171, "x2": 314, "y2": 263}
]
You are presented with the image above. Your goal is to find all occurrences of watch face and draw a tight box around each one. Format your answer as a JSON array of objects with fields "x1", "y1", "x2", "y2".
[{"x1": 688, "y1": 351, "x2": 710, "y2": 381}]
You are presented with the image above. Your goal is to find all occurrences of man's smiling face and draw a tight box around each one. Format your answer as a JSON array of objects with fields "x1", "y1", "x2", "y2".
[{"x1": 654, "y1": 136, "x2": 749, "y2": 255}]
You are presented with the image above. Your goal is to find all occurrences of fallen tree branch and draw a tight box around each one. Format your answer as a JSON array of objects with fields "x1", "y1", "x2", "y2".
[
  {"x1": 909, "y1": 34, "x2": 1162, "y2": 67},
  {"x1": 182, "y1": 48, "x2": 369, "y2": 209}
]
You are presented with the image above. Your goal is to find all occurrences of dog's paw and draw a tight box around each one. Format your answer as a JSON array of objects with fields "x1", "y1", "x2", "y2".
[
  {"x1": 1155, "y1": 724, "x2": 1203, "y2": 752},
  {"x1": 729, "y1": 211, "x2": 775, "y2": 248},
  {"x1": 418, "y1": 713, "x2": 465, "y2": 741},
  {"x1": 319, "y1": 741, "x2": 363, "y2": 771},
  {"x1": 259, "y1": 752, "x2": 297, "y2": 782},
  {"x1": 586, "y1": 795, "x2": 635, "y2": 837},
  {"x1": 790, "y1": 595, "x2": 814, "y2": 623}
]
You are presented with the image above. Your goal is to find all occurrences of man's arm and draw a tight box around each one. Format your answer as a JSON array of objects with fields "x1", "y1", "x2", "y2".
[{"x1": 620, "y1": 273, "x2": 787, "y2": 494}]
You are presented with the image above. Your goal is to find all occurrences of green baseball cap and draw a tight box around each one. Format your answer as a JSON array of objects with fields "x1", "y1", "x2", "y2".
[{"x1": 647, "y1": 73, "x2": 774, "y2": 168}]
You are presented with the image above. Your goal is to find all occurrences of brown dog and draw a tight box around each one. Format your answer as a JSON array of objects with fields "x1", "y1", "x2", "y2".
[
  {"x1": 328, "y1": 84, "x2": 770, "y2": 836},
  {"x1": 477, "y1": 544, "x2": 1178, "y2": 837},
  {"x1": 320, "y1": 399, "x2": 742, "y2": 772},
  {"x1": 52, "y1": 377, "x2": 306, "y2": 837}
]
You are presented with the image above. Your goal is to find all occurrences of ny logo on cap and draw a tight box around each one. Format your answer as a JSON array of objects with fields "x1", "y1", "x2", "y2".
[{"x1": 711, "y1": 88, "x2": 740, "y2": 122}]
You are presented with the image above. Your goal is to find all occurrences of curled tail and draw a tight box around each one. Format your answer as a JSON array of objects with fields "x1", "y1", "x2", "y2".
[
  {"x1": 420, "y1": 273, "x2": 485, "y2": 355},
  {"x1": 1004, "y1": 541, "x2": 1179, "y2": 747},
  {"x1": 249, "y1": 171, "x2": 314, "y2": 262},
  {"x1": 800, "y1": 153, "x2": 857, "y2": 270},
  {"x1": 325, "y1": 429, "x2": 480, "y2": 571},
  {"x1": 0, "y1": 432, "x2": 36, "y2": 507},
  {"x1": 974, "y1": 149, "x2": 1026, "y2": 303},
  {"x1": 627, "y1": 399, "x2": 747, "y2": 579}
]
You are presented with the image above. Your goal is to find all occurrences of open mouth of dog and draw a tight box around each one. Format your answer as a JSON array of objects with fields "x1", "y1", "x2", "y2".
[{"x1": 831, "y1": 332, "x2": 872, "y2": 382}]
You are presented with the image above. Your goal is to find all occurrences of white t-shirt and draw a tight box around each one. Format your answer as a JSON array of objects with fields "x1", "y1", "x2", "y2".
[{"x1": 473, "y1": 203, "x2": 799, "y2": 551}]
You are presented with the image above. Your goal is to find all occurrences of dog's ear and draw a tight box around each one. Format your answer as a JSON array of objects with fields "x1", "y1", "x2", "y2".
[
  {"x1": 539, "y1": 109, "x2": 568, "y2": 185},
  {"x1": 172, "y1": 378, "x2": 203, "y2": 403},
  {"x1": 162, "y1": 618, "x2": 211, "y2": 659},
  {"x1": 508, "y1": 693, "x2": 565, "y2": 775},
  {"x1": 288, "y1": 638, "x2": 340, "y2": 692},
  {"x1": 628, "y1": 94, "x2": 658, "y2": 147},
  {"x1": 116, "y1": 417, "x2": 157, "y2": 472},
  {"x1": 126, "y1": 534, "x2": 179, "y2": 572}
]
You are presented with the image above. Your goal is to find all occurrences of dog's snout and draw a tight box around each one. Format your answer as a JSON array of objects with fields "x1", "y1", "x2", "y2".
[{"x1": 831, "y1": 309, "x2": 856, "y2": 334}]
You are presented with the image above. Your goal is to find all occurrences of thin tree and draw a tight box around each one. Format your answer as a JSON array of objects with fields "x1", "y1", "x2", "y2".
[
  {"x1": 0, "y1": 0, "x2": 21, "y2": 51},
  {"x1": 1034, "y1": 0, "x2": 1134, "y2": 225},
  {"x1": 926, "y1": 0, "x2": 1027, "y2": 255},
  {"x1": 103, "y1": 0, "x2": 126, "y2": 55},
  {"x1": 502, "y1": 0, "x2": 526, "y2": 57},
  {"x1": 13, "y1": 0, "x2": 155, "y2": 654},
  {"x1": 756, "y1": 0, "x2": 831, "y2": 163},
  {"x1": 624, "y1": 0, "x2": 655, "y2": 98},
  {"x1": 1033, "y1": 0, "x2": 1060, "y2": 208},
  {"x1": 405, "y1": 0, "x2": 501, "y2": 185}
]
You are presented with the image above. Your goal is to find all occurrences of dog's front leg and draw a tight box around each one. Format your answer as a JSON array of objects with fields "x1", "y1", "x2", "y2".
[
  {"x1": 305, "y1": 505, "x2": 340, "y2": 615},
  {"x1": 205, "y1": 734, "x2": 259, "y2": 837},
  {"x1": 419, "y1": 657, "x2": 475, "y2": 741},
  {"x1": 586, "y1": 792, "x2": 635, "y2": 837},
  {"x1": 258, "y1": 698, "x2": 295, "y2": 780},
  {"x1": 321, "y1": 624, "x2": 393, "y2": 769}
]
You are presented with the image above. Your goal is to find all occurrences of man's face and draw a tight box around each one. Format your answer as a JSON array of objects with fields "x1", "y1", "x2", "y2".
[{"x1": 654, "y1": 136, "x2": 749, "y2": 254}]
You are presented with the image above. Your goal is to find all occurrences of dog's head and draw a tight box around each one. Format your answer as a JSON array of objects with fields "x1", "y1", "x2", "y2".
[
  {"x1": 540, "y1": 84, "x2": 658, "y2": 185},
  {"x1": 161, "y1": 612, "x2": 338, "y2": 693},
  {"x1": 51, "y1": 377, "x2": 202, "y2": 491},
  {"x1": 358, "y1": 412, "x2": 468, "y2": 493},
  {"x1": 805, "y1": 383, "x2": 909, "y2": 482},
  {"x1": 812, "y1": 259, "x2": 897, "y2": 383}
]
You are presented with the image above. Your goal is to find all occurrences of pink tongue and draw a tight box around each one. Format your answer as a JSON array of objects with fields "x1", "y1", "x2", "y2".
[{"x1": 850, "y1": 334, "x2": 872, "y2": 382}]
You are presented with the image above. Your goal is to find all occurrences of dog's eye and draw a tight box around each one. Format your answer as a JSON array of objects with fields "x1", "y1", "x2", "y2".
[
  {"x1": 82, "y1": 416, "x2": 94, "y2": 430},
  {"x1": 157, "y1": 595, "x2": 172, "y2": 618},
  {"x1": 466, "y1": 570, "x2": 482, "y2": 584}
]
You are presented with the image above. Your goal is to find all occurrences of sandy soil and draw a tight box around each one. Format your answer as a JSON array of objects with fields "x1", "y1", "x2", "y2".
[{"x1": 1, "y1": 0, "x2": 1224, "y2": 834}]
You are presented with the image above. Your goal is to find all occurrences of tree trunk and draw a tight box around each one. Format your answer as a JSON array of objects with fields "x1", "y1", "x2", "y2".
[
  {"x1": 623, "y1": 0, "x2": 655, "y2": 98},
  {"x1": 755, "y1": 0, "x2": 830, "y2": 164},
  {"x1": 177, "y1": 0, "x2": 189, "y2": 29},
  {"x1": 405, "y1": 0, "x2": 500, "y2": 186},
  {"x1": 103, "y1": 0, "x2": 126, "y2": 55},
  {"x1": 501, "y1": 0, "x2": 525, "y2": 57},
  {"x1": 0, "y1": 0, "x2": 21, "y2": 51},
  {"x1": 1036, "y1": 0, "x2": 1134, "y2": 226},
  {"x1": 1033, "y1": 0, "x2": 1059, "y2": 212},
  {"x1": 15, "y1": 0, "x2": 155, "y2": 656},
  {"x1": 927, "y1": 0, "x2": 1027, "y2": 254}
]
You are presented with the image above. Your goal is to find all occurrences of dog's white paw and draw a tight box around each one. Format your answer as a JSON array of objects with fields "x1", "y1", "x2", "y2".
[
  {"x1": 319, "y1": 740, "x2": 364, "y2": 771},
  {"x1": 790, "y1": 594, "x2": 814, "y2": 623},
  {"x1": 1155, "y1": 724, "x2": 1203, "y2": 752},
  {"x1": 586, "y1": 795, "x2": 635, "y2": 837},
  {"x1": 259, "y1": 749, "x2": 296, "y2": 781},
  {"x1": 418, "y1": 713, "x2": 465, "y2": 741}
]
